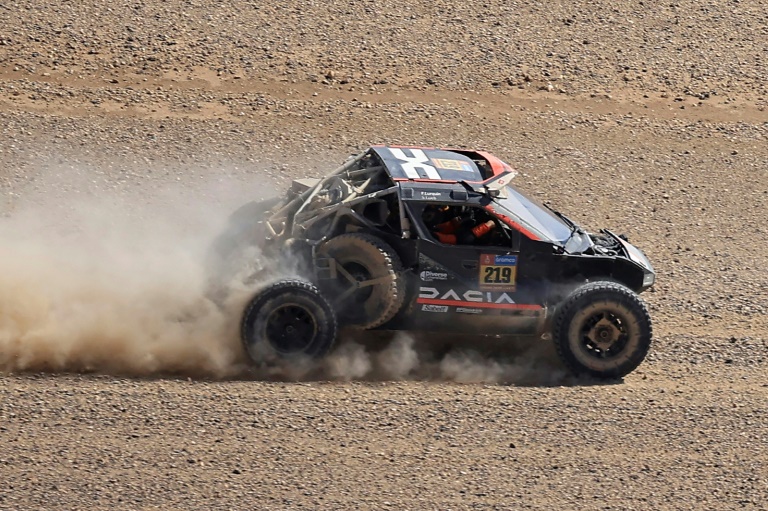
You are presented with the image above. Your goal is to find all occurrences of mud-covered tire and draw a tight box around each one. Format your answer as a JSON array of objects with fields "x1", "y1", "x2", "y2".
[
  {"x1": 241, "y1": 279, "x2": 337, "y2": 362},
  {"x1": 317, "y1": 233, "x2": 405, "y2": 329},
  {"x1": 553, "y1": 281, "x2": 652, "y2": 379},
  {"x1": 205, "y1": 197, "x2": 281, "y2": 298}
]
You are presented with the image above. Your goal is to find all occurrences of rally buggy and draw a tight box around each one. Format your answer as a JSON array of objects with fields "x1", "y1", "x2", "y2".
[{"x1": 208, "y1": 146, "x2": 656, "y2": 379}]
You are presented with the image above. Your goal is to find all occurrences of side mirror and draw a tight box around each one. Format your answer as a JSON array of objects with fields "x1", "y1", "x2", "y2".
[{"x1": 483, "y1": 170, "x2": 514, "y2": 198}]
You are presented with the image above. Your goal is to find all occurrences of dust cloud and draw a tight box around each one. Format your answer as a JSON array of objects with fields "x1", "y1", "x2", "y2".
[
  {"x1": 0, "y1": 163, "x2": 260, "y2": 377},
  {"x1": 255, "y1": 333, "x2": 570, "y2": 386},
  {"x1": 0, "y1": 163, "x2": 567, "y2": 385}
]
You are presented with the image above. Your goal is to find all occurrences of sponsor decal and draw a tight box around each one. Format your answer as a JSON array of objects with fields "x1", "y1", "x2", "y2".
[
  {"x1": 479, "y1": 253, "x2": 518, "y2": 291},
  {"x1": 416, "y1": 286, "x2": 542, "y2": 311},
  {"x1": 430, "y1": 158, "x2": 474, "y2": 172},
  {"x1": 422, "y1": 304, "x2": 448, "y2": 313},
  {"x1": 456, "y1": 307, "x2": 483, "y2": 314},
  {"x1": 494, "y1": 255, "x2": 518, "y2": 265},
  {"x1": 420, "y1": 270, "x2": 448, "y2": 282},
  {"x1": 420, "y1": 286, "x2": 514, "y2": 304}
]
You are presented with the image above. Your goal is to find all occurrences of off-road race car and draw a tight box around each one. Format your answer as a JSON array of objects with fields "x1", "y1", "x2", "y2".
[{"x1": 208, "y1": 146, "x2": 656, "y2": 379}]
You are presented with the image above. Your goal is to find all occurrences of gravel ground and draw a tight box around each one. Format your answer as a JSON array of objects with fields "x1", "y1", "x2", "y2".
[{"x1": 1, "y1": 1, "x2": 767, "y2": 509}]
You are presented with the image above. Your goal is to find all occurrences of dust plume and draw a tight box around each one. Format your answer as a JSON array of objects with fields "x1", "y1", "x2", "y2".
[
  {"x1": 0, "y1": 163, "x2": 265, "y2": 377},
  {"x1": 254, "y1": 333, "x2": 571, "y2": 386}
]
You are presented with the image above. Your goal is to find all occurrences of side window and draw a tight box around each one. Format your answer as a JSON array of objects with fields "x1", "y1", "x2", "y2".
[{"x1": 419, "y1": 203, "x2": 518, "y2": 248}]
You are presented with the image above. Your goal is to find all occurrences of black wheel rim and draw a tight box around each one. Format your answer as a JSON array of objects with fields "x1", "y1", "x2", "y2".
[
  {"x1": 341, "y1": 262, "x2": 373, "y2": 301},
  {"x1": 577, "y1": 310, "x2": 630, "y2": 359},
  {"x1": 264, "y1": 304, "x2": 317, "y2": 354}
]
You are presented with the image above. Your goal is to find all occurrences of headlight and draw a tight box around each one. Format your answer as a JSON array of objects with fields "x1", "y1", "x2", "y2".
[{"x1": 642, "y1": 272, "x2": 655, "y2": 288}]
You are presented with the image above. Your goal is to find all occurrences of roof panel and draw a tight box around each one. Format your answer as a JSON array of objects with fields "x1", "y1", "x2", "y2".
[{"x1": 372, "y1": 146, "x2": 486, "y2": 182}]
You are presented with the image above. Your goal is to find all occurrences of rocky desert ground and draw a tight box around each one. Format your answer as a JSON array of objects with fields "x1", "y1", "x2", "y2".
[{"x1": 0, "y1": 1, "x2": 767, "y2": 509}]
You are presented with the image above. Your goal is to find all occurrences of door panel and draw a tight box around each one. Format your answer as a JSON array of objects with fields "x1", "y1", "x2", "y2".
[
  {"x1": 400, "y1": 197, "x2": 546, "y2": 334},
  {"x1": 413, "y1": 239, "x2": 543, "y2": 334}
]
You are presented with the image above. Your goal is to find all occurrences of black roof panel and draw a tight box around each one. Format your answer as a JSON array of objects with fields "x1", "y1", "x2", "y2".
[{"x1": 372, "y1": 146, "x2": 485, "y2": 182}]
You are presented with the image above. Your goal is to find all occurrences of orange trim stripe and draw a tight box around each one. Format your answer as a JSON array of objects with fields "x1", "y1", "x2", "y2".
[
  {"x1": 475, "y1": 150, "x2": 514, "y2": 177},
  {"x1": 417, "y1": 298, "x2": 542, "y2": 310},
  {"x1": 483, "y1": 205, "x2": 540, "y2": 241}
]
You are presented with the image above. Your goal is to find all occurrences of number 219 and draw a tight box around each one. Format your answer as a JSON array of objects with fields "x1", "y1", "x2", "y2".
[{"x1": 483, "y1": 266, "x2": 512, "y2": 284}]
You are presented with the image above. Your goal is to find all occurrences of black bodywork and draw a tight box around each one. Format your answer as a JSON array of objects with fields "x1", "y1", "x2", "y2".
[{"x1": 255, "y1": 146, "x2": 655, "y2": 339}]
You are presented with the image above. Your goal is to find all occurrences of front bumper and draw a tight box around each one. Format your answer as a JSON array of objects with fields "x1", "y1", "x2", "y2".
[{"x1": 606, "y1": 230, "x2": 656, "y2": 291}]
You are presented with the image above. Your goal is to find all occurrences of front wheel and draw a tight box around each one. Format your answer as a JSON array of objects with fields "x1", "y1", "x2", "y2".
[
  {"x1": 552, "y1": 281, "x2": 652, "y2": 379},
  {"x1": 241, "y1": 279, "x2": 337, "y2": 363}
]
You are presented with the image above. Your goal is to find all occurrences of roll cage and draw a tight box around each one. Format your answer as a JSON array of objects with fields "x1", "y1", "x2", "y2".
[{"x1": 261, "y1": 147, "x2": 528, "y2": 248}]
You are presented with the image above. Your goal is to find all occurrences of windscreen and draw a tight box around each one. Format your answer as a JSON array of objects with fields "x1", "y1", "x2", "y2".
[{"x1": 492, "y1": 185, "x2": 573, "y2": 243}]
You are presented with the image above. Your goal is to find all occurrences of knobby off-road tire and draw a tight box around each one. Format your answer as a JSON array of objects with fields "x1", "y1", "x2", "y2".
[
  {"x1": 241, "y1": 279, "x2": 337, "y2": 362},
  {"x1": 317, "y1": 233, "x2": 405, "y2": 329},
  {"x1": 553, "y1": 281, "x2": 652, "y2": 379},
  {"x1": 205, "y1": 197, "x2": 281, "y2": 300}
]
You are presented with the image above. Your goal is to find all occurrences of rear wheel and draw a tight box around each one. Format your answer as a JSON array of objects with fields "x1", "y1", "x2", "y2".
[
  {"x1": 553, "y1": 281, "x2": 652, "y2": 379},
  {"x1": 241, "y1": 279, "x2": 337, "y2": 362},
  {"x1": 317, "y1": 233, "x2": 405, "y2": 329}
]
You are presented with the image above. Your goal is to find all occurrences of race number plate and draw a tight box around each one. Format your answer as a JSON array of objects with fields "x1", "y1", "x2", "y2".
[{"x1": 479, "y1": 254, "x2": 517, "y2": 291}]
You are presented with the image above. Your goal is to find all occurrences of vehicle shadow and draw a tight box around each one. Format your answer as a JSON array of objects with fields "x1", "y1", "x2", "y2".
[
  {"x1": 1, "y1": 332, "x2": 623, "y2": 388},
  {"x1": 228, "y1": 331, "x2": 624, "y2": 388}
]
